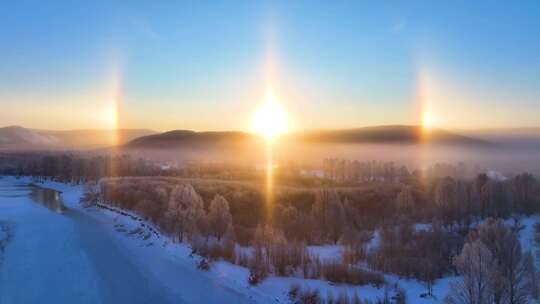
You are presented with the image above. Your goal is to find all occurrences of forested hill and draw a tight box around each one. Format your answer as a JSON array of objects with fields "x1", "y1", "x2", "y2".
[{"x1": 125, "y1": 125, "x2": 492, "y2": 149}]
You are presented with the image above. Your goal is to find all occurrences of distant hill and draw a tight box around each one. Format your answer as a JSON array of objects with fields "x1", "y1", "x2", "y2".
[
  {"x1": 459, "y1": 128, "x2": 540, "y2": 148},
  {"x1": 125, "y1": 125, "x2": 492, "y2": 150},
  {"x1": 39, "y1": 128, "x2": 157, "y2": 148},
  {"x1": 0, "y1": 126, "x2": 156, "y2": 150},
  {"x1": 0, "y1": 126, "x2": 60, "y2": 146},
  {"x1": 127, "y1": 130, "x2": 254, "y2": 149},
  {"x1": 290, "y1": 125, "x2": 492, "y2": 146}
]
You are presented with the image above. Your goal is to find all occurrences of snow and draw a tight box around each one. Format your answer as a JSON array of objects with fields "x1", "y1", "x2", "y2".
[
  {"x1": 2, "y1": 175, "x2": 538, "y2": 303},
  {"x1": 487, "y1": 170, "x2": 507, "y2": 181},
  {"x1": 511, "y1": 215, "x2": 540, "y2": 259},
  {"x1": 308, "y1": 245, "x2": 342, "y2": 262}
]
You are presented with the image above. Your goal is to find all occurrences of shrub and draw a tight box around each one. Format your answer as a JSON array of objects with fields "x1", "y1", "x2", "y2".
[
  {"x1": 197, "y1": 258, "x2": 210, "y2": 271},
  {"x1": 299, "y1": 289, "x2": 321, "y2": 304},
  {"x1": 248, "y1": 268, "x2": 264, "y2": 286},
  {"x1": 288, "y1": 283, "x2": 301, "y2": 302},
  {"x1": 288, "y1": 286, "x2": 322, "y2": 304}
]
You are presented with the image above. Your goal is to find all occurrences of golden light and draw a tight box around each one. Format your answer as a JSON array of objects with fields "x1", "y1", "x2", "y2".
[
  {"x1": 422, "y1": 108, "x2": 435, "y2": 131},
  {"x1": 103, "y1": 104, "x2": 119, "y2": 129},
  {"x1": 251, "y1": 89, "x2": 288, "y2": 141}
]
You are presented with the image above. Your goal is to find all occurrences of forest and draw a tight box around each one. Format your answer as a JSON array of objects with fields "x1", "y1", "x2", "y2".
[{"x1": 3, "y1": 152, "x2": 540, "y2": 303}]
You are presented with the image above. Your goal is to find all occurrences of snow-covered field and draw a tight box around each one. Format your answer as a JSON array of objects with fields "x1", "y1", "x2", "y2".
[{"x1": 1, "y1": 176, "x2": 538, "y2": 303}]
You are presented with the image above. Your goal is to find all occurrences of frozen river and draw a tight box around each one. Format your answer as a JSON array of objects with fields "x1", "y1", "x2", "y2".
[{"x1": 0, "y1": 177, "x2": 255, "y2": 304}]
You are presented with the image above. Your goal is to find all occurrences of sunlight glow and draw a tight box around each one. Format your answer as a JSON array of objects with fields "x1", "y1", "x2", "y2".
[
  {"x1": 103, "y1": 104, "x2": 118, "y2": 129},
  {"x1": 251, "y1": 89, "x2": 288, "y2": 141},
  {"x1": 422, "y1": 108, "x2": 435, "y2": 131}
]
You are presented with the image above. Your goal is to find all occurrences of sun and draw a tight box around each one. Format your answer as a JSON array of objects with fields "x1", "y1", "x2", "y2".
[
  {"x1": 251, "y1": 89, "x2": 288, "y2": 141},
  {"x1": 422, "y1": 108, "x2": 435, "y2": 132},
  {"x1": 103, "y1": 104, "x2": 118, "y2": 129}
]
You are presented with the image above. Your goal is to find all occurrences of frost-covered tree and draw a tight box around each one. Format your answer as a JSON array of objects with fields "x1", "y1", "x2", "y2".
[
  {"x1": 208, "y1": 194, "x2": 232, "y2": 241},
  {"x1": 445, "y1": 240, "x2": 493, "y2": 304},
  {"x1": 165, "y1": 184, "x2": 205, "y2": 242},
  {"x1": 448, "y1": 219, "x2": 533, "y2": 304},
  {"x1": 474, "y1": 219, "x2": 530, "y2": 304}
]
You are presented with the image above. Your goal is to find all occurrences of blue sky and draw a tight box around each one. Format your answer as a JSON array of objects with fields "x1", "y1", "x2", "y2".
[{"x1": 0, "y1": 1, "x2": 539, "y2": 131}]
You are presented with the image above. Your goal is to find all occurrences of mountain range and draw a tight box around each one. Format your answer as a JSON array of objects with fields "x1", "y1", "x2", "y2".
[
  {"x1": 2, "y1": 125, "x2": 539, "y2": 151},
  {"x1": 0, "y1": 126, "x2": 156, "y2": 150}
]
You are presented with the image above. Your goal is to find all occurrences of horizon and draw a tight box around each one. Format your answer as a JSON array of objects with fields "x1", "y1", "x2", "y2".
[{"x1": 2, "y1": 1, "x2": 540, "y2": 132}]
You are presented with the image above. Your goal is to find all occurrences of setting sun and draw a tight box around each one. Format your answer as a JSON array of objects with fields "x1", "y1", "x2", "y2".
[{"x1": 251, "y1": 90, "x2": 288, "y2": 141}]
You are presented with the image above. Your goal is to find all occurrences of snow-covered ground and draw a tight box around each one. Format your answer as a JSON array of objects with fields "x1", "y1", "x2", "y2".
[
  {"x1": 0, "y1": 176, "x2": 256, "y2": 304},
  {"x1": 1, "y1": 176, "x2": 538, "y2": 303}
]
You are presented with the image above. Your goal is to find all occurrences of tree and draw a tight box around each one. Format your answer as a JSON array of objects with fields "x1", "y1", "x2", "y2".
[
  {"x1": 165, "y1": 184, "x2": 205, "y2": 242},
  {"x1": 450, "y1": 219, "x2": 534, "y2": 304},
  {"x1": 480, "y1": 181, "x2": 512, "y2": 218},
  {"x1": 80, "y1": 181, "x2": 100, "y2": 207},
  {"x1": 455, "y1": 181, "x2": 479, "y2": 225},
  {"x1": 396, "y1": 185, "x2": 416, "y2": 213},
  {"x1": 523, "y1": 252, "x2": 539, "y2": 300},
  {"x1": 312, "y1": 189, "x2": 345, "y2": 244},
  {"x1": 512, "y1": 173, "x2": 538, "y2": 214},
  {"x1": 445, "y1": 240, "x2": 493, "y2": 304},
  {"x1": 327, "y1": 198, "x2": 345, "y2": 244},
  {"x1": 435, "y1": 177, "x2": 458, "y2": 224},
  {"x1": 208, "y1": 194, "x2": 233, "y2": 241},
  {"x1": 276, "y1": 205, "x2": 313, "y2": 242},
  {"x1": 474, "y1": 219, "x2": 529, "y2": 304}
]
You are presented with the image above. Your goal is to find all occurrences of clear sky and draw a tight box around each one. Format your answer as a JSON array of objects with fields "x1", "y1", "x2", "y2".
[{"x1": 1, "y1": 1, "x2": 539, "y2": 131}]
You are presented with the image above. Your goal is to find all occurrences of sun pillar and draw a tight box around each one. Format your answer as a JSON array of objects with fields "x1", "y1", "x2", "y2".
[{"x1": 265, "y1": 138, "x2": 274, "y2": 221}]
